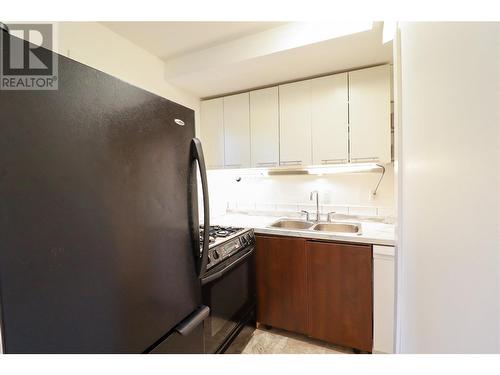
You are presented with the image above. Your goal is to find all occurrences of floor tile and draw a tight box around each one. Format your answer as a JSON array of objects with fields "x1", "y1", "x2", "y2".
[{"x1": 241, "y1": 327, "x2": 354, "y2": 354}]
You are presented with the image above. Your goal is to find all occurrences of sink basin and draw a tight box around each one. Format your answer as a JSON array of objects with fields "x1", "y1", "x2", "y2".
[
  {"x1": 311, "y1": 222, "x2": 362, "y2": 234},
  {"x1": 269, "y1": 219, "x2": 314, "y2": 230},
  {"x1": 268, "y1": 219, "x2": 362, "y2": 235}
]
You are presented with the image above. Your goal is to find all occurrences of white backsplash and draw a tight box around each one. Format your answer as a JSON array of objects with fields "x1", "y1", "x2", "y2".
[{"x1": 203, "y1": 164, "x2": 396, "y2": 219}]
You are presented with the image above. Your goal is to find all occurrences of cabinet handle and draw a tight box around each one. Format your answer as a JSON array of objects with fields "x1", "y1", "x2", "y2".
[
  {"x1": 224, "y1": 164, "x2": 242, "y2": 168},
  {"x1": 280, "y1": 160, "x2": 302, "y2": 166},
  {"x1": 351, "y1": 157, "x2": 379, "y2": 162},
  {"x1": 256, "y1": 162, "x2": 278, "y2": 167},
  {"x1": 321, "y1": 158, "x2": 347, "y2": 165}
]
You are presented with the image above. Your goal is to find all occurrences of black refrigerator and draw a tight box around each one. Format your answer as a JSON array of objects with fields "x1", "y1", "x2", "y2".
[{"x1": 0, "y1": 30, "x2": 211, "y2": 353}]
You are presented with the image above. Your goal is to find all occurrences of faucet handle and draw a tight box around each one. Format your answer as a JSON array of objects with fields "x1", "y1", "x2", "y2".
[
  {"x1": 327, "y1": 211, "x2": 336, "y2": 222},
  {"x1": 300, "y1": 210, "x2": 311, "y2": 221}
]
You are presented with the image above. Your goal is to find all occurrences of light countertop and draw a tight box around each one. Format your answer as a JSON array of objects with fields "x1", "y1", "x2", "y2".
[{"x1": 211, "y1": 213, "x2": 396, "y2": 247}]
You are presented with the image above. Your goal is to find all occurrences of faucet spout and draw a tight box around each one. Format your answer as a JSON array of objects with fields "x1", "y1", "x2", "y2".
[{"x1": 309, "y1": 190, "x2": 320, "y2": 222}]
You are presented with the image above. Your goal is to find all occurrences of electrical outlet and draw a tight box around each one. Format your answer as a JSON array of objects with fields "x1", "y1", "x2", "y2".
[{"x1": 369, "y1": 189, "x2": 376, "y2": 201}]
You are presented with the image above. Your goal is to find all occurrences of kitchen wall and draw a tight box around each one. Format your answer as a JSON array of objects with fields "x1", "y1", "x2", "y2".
[
  {"x1": 396, "y1": 22, "x2": 500, "y2": 353},
  {"x1": 55, "y1": 22, "x2": 201, "y2": 134},
  {"x1": 206, "y1": 165, "x2": 395, "y2": 218}
]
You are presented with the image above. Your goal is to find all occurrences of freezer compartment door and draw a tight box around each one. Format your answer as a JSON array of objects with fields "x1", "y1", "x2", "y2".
[{"x1": 150, "y1": 306, "x2": 209, "y2": 354}]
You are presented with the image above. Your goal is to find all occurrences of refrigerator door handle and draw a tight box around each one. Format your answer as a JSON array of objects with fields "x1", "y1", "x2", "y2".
[
  {"x1": 190, "y1": 138, "x2": 210, "y2": 278},
  {"x1": 175, "y1": 305, "x2": 210, "y2": 336}
]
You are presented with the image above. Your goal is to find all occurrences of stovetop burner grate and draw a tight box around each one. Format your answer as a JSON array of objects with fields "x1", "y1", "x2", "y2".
[{"x1": 199, "y1": 225, "x2": 244, "y2": 245}]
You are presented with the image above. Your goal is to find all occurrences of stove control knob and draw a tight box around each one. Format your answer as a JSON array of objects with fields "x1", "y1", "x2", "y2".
[
  {"x1": 213, "y1": 250, "x2": 220, "y2": 260},
  {"x1": 207, "y1": 255, "x2": 211, "y2": 264},
  {"x1": 246, "y1": 234, "x2": 253, "y2": 243},
  {"x1": 240, "y1": 236, "x2": 247, "y2": 245}
]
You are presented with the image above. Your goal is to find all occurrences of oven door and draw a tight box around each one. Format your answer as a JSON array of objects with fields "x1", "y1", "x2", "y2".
[{"x1": 201, "y1": 246, "x2": 256, "y2": 354}]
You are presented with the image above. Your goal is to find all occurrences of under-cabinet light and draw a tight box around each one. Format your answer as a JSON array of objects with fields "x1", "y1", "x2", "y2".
[
  {"x1": 207, "y1": 163, "x2": 383, "y2": 177},
  {"x1": 305, "y1": 163, "x2": 382, "y2": 175},
  {"x1": 265, "y1": 163, "x2": 382, "y2": 176}
]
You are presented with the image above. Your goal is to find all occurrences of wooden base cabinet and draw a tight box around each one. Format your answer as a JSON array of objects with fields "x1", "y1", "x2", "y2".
[
  {"x1": 306, "y1": 241, "x2": 373, "y2": 352},
  {"x1": 255, "y1": 236, "x2": 308, "y2": 334},
  {"x1": 255, "y1": 235, "x2": 373, "y2": 352}
]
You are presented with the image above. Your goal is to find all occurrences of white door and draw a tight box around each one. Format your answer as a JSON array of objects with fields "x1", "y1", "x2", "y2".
[
  {"x1": 250, "y1": 87, "x2": 279, "y2": 168},
  {"x1": 279, "y1": 80, "x2": 312, "y2": 167},
  {"x1": 311, "y1": 73, "x2": 349, "y2": 165},
  {"x1": 349, "y1": 65, "x2": 391, "y2": 163},
  {"x1": 223, "y1": 93, "x2": 250, "y2": 168},
  {"x1": 373, "y1": 245, "x2": 395, "y2": 353},
  {"x1": 200, "y1": 98, "x2": 224, "y2": 169}
]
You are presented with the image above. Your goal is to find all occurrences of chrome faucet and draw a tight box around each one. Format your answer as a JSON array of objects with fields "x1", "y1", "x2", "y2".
[
  {"x1": 300, "y1": 210, "x2": 311, "y2": 221},
  {"x1": 310, "y1": 190, "x2": 320, "y2": 222}
]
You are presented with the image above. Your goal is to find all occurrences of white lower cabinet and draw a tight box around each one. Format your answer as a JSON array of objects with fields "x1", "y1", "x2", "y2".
[{"x1": 373, "y1": 245, "x2": 395, "y2": 353}]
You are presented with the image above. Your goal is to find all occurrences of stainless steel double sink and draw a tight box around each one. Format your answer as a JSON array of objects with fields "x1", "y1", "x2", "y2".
[{"x1": 268, "y1": 219, "x2": 362, "y2": 235}]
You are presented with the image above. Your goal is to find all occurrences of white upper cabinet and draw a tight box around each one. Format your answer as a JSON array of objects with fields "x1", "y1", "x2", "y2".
[
  {"x1": 279, "y1": 80, "x2": 312, "y2": 166},
  {"x1": 223, "y1": 93, "x2": 250, "y2": 168},
  {"x1": 200, "y1": 64, "x2": 391, "y2": 170},
  {"x1": 200, "y1": 98, "x2": 224, "y2": 168},
  {"x1": 349, "y1": 65, "x2": 391, "y2": 163},
  {"x1": 250, "y1": 87, "x2": 279, "y2": 168},
  {"x1": 311, "y1": 73, "x2": 349, "y2": 165}
]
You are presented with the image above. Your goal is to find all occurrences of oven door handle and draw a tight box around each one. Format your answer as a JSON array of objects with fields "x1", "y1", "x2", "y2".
[{"x1": 201, "y1": 246, "x2": 255, "y2": 285}]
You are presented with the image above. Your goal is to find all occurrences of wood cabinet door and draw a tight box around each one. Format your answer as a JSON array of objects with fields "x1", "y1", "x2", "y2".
[
  {"x1": 223, "y1": 92, "x2": 250, "y2": 168},
  {"x1": 278, "y1": 80, "x2": 312, "y2": 167},
  {"x1": 306, "y1": 241, "x2": 373, "y2": 352},
  {"x1": 250, "y1": 87, "x2": 279, "y2": 168},
  {"x1": 255, "y1": 235, "x2": 308, "y2": 334},
  {"x1": 348, "y1": 65, "x2": 391, "y2": 164},
  {"x1": 200, "y1": 98, "x2": 224, "y2": 168}
]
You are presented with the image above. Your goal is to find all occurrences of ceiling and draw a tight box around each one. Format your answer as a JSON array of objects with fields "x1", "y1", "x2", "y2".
[
  {"x1": 101, "y1": 22, "x2": 392, "y2": 98},
  {"x1": 102, "y1": 21, "x2": 285, "y2": 60}
]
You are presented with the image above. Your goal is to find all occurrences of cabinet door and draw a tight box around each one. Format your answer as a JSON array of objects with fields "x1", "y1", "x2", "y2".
[
  {"x1": 279, "y1": 80, "x2": 312, "y2": 167},
  {"x1": 255, "y1": 235, "x2": 307, "y2": 334},
  {"x1": 373, "y1": 246, "x2": 395, "y2": 353},
  {"x1": 306, "y1": 241, "x2": 373, "y2": 352},
  {"x1": 200, "y1": 98, "x2": 224, "y2": 168},
  {"x1": 250, "y1": 87, "x2": 279, "y2": 168},
  {"x1": 311, "y1": 74, "x2": 349, "y2": 165},
  {"x1": 223, "y1": 93, "x2": 250, "y2": 168},
  {"x1": 349, "y1": 65, "x2": 391, "y2": 163}
]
